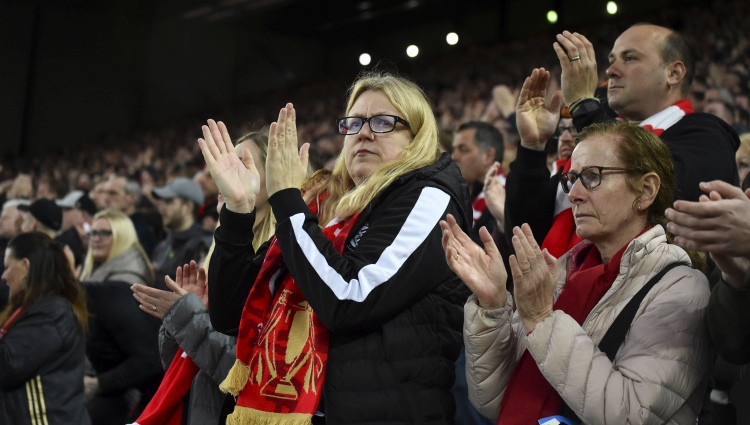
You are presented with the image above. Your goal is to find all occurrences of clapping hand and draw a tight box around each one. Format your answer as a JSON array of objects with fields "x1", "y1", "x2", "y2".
[
  {"x1": 198, "y1": 119, "x2": 260, "y2": 214},
  {"x1": 666, "y1": 180, "x2": 750, "y2": 290},
  {"x1": 483, "y1": 162, "x2": 506, "y2": 230},
  {"x1": 516, "y1": 68, "x2": 563, "y2": 150},
  {"x1": 553, "y1": 30, "x2": 599, "y2": 105},
  {"x1": 131, "y1": 261, "x2": 208, "y2": 319},
  {"x1": 509, "y1": 224, "x2": 557, "y2": 331},
  {"x1": 265, "y1": 103, "x2": 310, "y2": 196},
  {"x1": 441, "y1": 214, "x2": 508, "y2": 310}
]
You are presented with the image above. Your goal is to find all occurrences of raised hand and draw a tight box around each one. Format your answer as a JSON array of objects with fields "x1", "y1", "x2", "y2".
[
  {"x1": 198, "y1": 119, "x2": 259, "y2": 214},
  {"x1": 516, "y1": 68, "x2": 563, "y2": 150},
  {"x1": 553, "y1": 30, "x2": 599, "y2": 105},
  {"x1": 483, "y1": 162, "x2": 506, "y2": 229},
  {"x1": 441, "y1": 214, "x2": 508, "y2": 309},
  {"x1": 165, "y1": 260, "x2": 209, "y2": 306},
  {"x1": 265, "y1": 103, "x2": 310, "y2": 197},
  {"x1": 509, "y1": 224, "x2": 557, "y2": 330}
]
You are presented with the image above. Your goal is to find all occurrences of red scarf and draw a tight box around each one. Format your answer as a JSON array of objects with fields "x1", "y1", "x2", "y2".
[
  {"x1": 496, "y1": 242, "x2": 627, "y2": 424},
  {"x1": 131, "y1": 349, "x2": 200, "y2": 425},
  {"x1": 541, "y1": 99, "x2": 692, "y2": 257},
  {"x1": 220, "y1": 206, "x2": 358, "y2": 424},
  {"x1": 0, "y1": 307, "x2": 26, "y2": 341}
]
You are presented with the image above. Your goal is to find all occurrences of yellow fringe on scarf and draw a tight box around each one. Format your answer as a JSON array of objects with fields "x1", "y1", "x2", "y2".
[
  {"x1": 226, "y1": 406, "x2": 312, "y2": 425},
  {"x1": 219, "y1": 359, "x2": 250, "y2": 396}
]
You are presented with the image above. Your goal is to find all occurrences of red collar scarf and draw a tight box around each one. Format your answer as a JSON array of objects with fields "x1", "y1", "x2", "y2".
[
  {"x1": 541, "y1": 99, "x2": 693, "y2": 258},
  {"x1": 220, "y1": 203, "x2": 359, "y2": 424},
  {"x1": 497, "y1": 242, "x2": 627, "y2": 424}
]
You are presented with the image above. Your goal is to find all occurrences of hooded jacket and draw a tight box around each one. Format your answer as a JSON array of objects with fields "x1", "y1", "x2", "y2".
[{"x1": 209, "y1": 153, "x2": 472, "y2": 424}]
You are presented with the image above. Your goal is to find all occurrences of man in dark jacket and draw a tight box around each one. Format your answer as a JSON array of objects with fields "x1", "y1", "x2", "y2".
[
  {"x1": 151, "y1": 177, "x2": 212, "y2": 291},
  {"x1": 505, "y1": 24, "x2": 739, "y2": 249}
]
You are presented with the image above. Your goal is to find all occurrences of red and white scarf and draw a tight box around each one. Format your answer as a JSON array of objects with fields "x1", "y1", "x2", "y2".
[
  {"x1": 472, "y1": 171, "x2": 506, "y2": 226},
  {"x1": 220, "y1": 202, "x2": 358, "y2": 425},
  {"x1": 542, "y1": 99, "x2": 693, "y2": 257}
]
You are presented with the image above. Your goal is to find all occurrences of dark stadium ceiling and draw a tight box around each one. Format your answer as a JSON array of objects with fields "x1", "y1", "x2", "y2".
[{"x1": 156, "y1": 0, "x2": 515, "y2": 43}]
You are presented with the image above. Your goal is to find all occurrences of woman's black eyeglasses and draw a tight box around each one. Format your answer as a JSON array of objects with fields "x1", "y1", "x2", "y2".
[
  {"x1": 336, "y1": 115, "x2": 411, "y2": 135},
  {"x1": 559, "y1": 165, "x2": 636, "y2": 193}
]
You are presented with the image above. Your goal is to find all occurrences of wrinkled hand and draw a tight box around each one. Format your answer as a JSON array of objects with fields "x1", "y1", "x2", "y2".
[
  {"x1": 265, "y1": 103, "x2": 310, "y2": 197},
  {"x1": 198, "y1": 119, "x2": 259, "y2": 214},
  {"x1": 666, "y1": 180, "x2": 750, "y2": 290},
  {"x1": 553, "y1": 30, "x2": 599, "y2": 105},
  {"x1": 516, "y1": 68, "x2": 563, "y2": 150},
  {"x1": 483, "y1": 162, "x2": 506, "y2": 229},
  {"x1": 441, "y1": 214, "x2": 507, "y2": 309},
  {"x1": 509, "y1": 224, "x2": 557, "y2": 330}
]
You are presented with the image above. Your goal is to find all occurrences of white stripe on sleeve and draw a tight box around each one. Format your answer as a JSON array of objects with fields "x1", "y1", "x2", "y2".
[{"x1": 290, "y1": 186, "x2": 451, "y2": 302}]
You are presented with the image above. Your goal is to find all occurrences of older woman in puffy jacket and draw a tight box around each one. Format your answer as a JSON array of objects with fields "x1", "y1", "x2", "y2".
[{"x1": 442, "y1": 122, "x2": 712, "y2": 424}]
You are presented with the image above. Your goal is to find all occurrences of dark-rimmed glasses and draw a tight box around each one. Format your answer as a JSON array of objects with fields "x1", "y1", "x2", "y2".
[
  {"x1": 90, "y1": 230, "x2": 113, "y2": 239},
  {"x1": 559, "y1": 166, "x2": 636, "y2": 193},
  {"x1": 336, "y1": 115, "x2": 411, "y2": 135}
]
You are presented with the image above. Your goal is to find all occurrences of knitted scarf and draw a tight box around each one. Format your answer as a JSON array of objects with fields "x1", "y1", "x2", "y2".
[
  {"x1": 220, "y1": 208, "x2": 359, "y2": 425},
  {"x1": 496, "y1": 241, "x2": 627, "y2": 424},
  {"x1": 541, "y1": 99, "x2": 693, "y2": 257},
  {"x1": 130, "y1": 349, "x2": 199, "y2": 425}
]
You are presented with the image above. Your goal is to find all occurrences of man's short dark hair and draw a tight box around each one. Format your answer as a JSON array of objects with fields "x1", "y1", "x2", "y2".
[
  {"x1": 662, "y1": 31, "x2": 694, "y2": 93},
  {"x1": 456, "y1": 121, "x2": 504, "y2": 163}
]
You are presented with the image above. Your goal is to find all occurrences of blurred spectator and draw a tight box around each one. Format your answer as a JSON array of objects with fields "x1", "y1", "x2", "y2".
[
  {"x1": 19, "y1": 198, "x2": 62, "y2": 239},
  {"x1": 150, "y1": 177, "x2": 212, "y2": 291},
  {"x1": 0, "y1": 232, "x2": 91, "y2": 424},
  {"x1": 80, "y1": 209, "x2": 161, "y2": 424},
  {"x1": 103, "y1": 175, "x2": 158, "y2": 257}
]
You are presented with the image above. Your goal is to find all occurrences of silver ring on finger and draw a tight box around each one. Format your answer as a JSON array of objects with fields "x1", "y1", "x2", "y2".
[
  {"x1": 570, "y1": 55, "x2": 581, "y2": 62},
  {"x1": 151, "y1": 305, "x2": 158, "y2": 312}
]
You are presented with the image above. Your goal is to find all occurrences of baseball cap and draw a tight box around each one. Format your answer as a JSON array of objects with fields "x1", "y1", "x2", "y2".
[
  {"x1": 56, "y1": 190, "x2": 84, "y2": 209},
  {"x1": 75, "y1": 194, "x2": 98, "y2": 216},
  {"x1": 152, "y1": 177, "x2": 204, "y2": 205},
  {"x1": 18, "y1": 198, "x2": 63, "y2": 231}
]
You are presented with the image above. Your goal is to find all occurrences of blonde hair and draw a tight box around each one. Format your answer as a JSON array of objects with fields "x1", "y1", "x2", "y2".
[
  {"x1": 304, "y1": 72, "x2": 440, "y2": 224},
  {"x1": 80, "y1": 209, "x2": 154, "y2": 281}
]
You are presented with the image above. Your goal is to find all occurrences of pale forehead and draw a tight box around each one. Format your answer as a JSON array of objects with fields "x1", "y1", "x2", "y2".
[
  {"x1": 348, "y1": 90, "x2": 400, "y2": 115},
  {"x1": 92, "y1": 218, "x2": 112, "y2": 230},
  {"x1": 570, "y1": 136, "x2": 622, "y2": 169}
]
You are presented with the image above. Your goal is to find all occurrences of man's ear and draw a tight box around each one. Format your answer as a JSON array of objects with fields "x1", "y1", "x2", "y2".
[
  {"x1": 483, "y1": 147, "x2": 497, "y2": 167},
  {"x1": 666, "y1": 61, "x2": 687, "y2": 91}
]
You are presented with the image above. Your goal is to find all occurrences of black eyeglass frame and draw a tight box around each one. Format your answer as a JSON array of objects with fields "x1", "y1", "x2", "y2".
[
  {"x1": 559, "y1": 165, "x2": 636, "y2": 193},
  {"x1": 336, "y1": 114, "x2": 411, "y2": 135}
]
